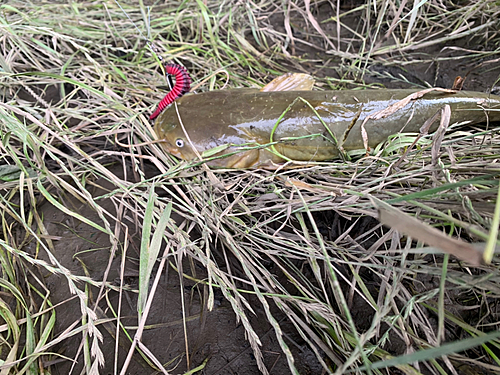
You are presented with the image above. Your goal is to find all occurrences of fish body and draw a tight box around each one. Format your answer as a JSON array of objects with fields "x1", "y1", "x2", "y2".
[{"x1": 154, "y1": 87, "x2": 500, "y2": 168}]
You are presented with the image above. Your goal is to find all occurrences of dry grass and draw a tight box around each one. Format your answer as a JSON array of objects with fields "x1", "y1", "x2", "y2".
[{"x1": 1, "y1": 0, "x2": 500, "y2": 374}]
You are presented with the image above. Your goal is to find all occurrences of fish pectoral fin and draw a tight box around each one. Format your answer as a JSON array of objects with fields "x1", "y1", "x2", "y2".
[
  {"x1": 260, "y1": 73, "x2": 315, "y2": 92},
  {"x1": 206, "y1": 149, "x2": 261, "y2": 168},
  {"x1": 229, "y1": 149, "x2": 261, "y2": 168}
]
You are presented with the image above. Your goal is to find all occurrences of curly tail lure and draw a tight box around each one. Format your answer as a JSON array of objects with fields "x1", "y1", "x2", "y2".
[{"x1": 150, "y1": 64, "x2": 191, "y2": 120}]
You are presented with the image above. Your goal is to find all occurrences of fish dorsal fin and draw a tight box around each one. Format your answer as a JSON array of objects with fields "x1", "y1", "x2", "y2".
[{"x1": 260, "y1": 73, "x2": 315, "y2": 92}]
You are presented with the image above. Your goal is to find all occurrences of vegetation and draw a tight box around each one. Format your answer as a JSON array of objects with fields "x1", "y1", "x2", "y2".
[{"x1": 0, "y1": 0, "x2": 500, "y2": 374}]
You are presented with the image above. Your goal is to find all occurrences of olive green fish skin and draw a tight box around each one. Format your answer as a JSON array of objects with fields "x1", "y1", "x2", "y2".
[{"x1": 154, "y1": 89, "x2": 500, "y2": 168}]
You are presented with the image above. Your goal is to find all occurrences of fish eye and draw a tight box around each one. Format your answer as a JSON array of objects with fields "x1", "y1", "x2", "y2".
[{"x1": 175, "y1": 138, "x2": 184, "y2": 148}]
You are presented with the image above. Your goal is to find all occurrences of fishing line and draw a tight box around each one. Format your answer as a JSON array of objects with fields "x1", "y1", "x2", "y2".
[
  {"x1": 113, "y1": 0, "x2": 191, "y2": 118},
  {"x1": 113, "y1": 0, "x2": 162, "y2": 65}
]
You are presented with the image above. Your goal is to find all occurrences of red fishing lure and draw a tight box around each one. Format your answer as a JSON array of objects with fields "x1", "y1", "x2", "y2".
[{"x1": 150, "y1": 64, "x2": 191, "y2": 120}]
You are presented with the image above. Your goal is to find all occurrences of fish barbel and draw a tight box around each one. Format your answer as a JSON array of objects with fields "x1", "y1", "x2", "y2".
[{"x1": 153, "y1": 74, "x2": 500, "y2": 168}]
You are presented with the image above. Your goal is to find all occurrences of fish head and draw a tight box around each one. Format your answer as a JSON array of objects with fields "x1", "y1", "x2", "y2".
[
  {"x1": 154, "y1": 105, "x2": 269, "y2": 168},
  {"x1": 153, "y1": 91, "x2": 261, "y2": 164},
  {"x1": 153, "y1": 107, "x2": 201, "y2": 161}
]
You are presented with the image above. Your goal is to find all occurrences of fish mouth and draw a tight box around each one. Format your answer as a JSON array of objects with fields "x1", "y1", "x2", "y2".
[
  {"x1": 158, "y1": 138, "x2": 183, "y2": 158},
  {"x1": 167, "y1": 148, "x2": 183, "y2": 158}
]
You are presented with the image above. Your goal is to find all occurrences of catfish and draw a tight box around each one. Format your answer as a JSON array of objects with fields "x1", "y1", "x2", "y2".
[{"x1": 154, "y1": 73, "x2": 500, "y2": 168}]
